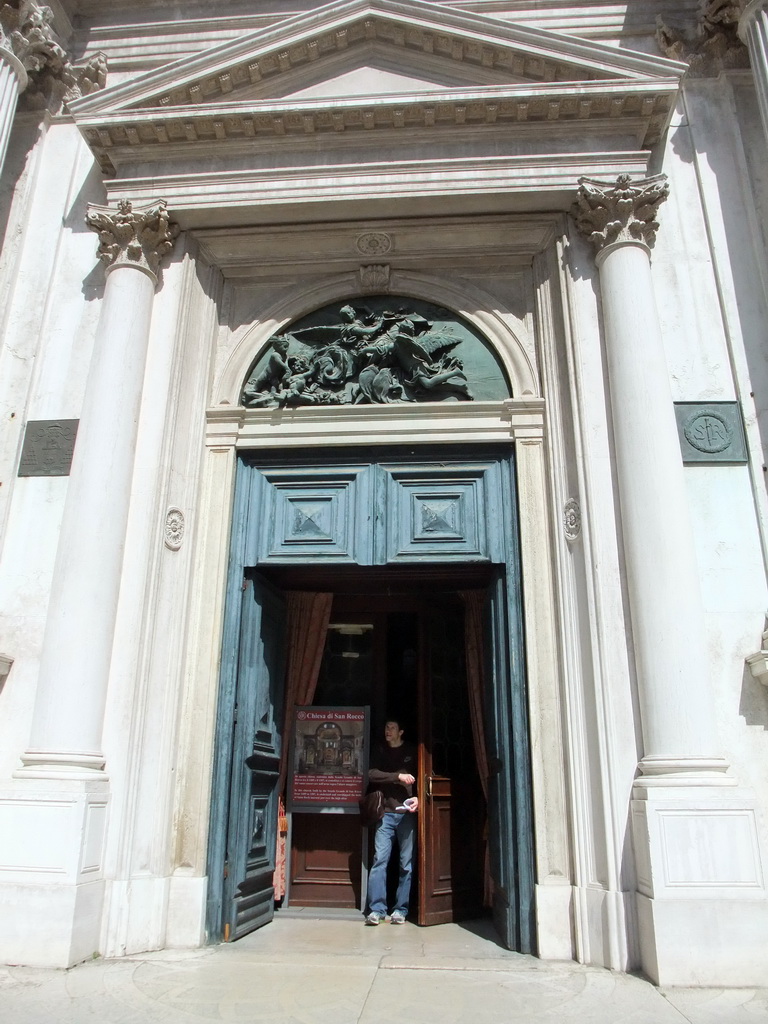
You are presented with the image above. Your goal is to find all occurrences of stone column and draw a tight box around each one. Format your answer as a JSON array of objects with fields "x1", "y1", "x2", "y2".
[
  {"x1": 572, "y1": 174, "x2": 726, "y2": 782},
  {"x1": 18, "y1": 200, "x2": 177, "y2": 779},
  {"x1": 740, "y1": 1, "x2": 768, "y2": 143},
  {"x1": 571, "y1": 176, "x2": 768, "y2": 987},
  {"x1": 0, "y1": 31, "x2": 27, "y2": 175}
]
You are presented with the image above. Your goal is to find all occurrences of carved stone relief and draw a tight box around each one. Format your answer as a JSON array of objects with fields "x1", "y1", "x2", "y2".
[
  {"x1": 571, "y1": 174, "x2": 669, "y2": 252},
  {"x1": 358, "y1": 264, "x2": 390, "y2": 293},
  {"x1": 657, "y1": 0, "x2": 748, "y2": 75},
  {"x1": 356, "y1": 232, "x2": 392, "y2": 256},
  {"x1": 563, "y1": 498, "x2": 582, "y2": 542},
  {"x1": 241, "y1": 297, "x2": 511, "y2": 409},
  {"x1": 164, "y1": 507, "x2": 185, "y2": 551},
  {"x1": 0, "y1": 1, "x2": 107, "y2": 107},
  {"x1": 85, "y1": 199, "x2": 179, "y2": 280}
]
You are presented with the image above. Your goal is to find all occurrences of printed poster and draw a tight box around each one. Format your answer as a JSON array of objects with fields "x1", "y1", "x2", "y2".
[{"x1": 288, "y1": 706, "x2": 368, "y2": 813}]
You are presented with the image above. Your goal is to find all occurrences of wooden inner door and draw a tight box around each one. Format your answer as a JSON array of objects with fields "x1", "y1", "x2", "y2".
[{"x1": 417, "y1": 598, "x2": 485, "y2": 925}]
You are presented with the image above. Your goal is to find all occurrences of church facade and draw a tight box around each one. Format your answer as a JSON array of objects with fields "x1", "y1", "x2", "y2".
[{"x1": 1, "y1": 0, "x2": 768, "y2": 987}]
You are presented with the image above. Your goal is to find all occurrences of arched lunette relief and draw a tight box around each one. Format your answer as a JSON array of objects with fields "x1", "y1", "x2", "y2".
[{"x1": 213, "y1": 272, "x2": 540, "y2": 408}]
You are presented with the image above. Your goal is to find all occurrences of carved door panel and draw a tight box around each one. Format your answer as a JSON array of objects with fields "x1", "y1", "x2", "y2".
[
  {"x1": 418, "y1": 600, "x2": 485, "y2": 925},
  {"x1": 223, "y1": 575, "x2": 286, "y2": 940}
]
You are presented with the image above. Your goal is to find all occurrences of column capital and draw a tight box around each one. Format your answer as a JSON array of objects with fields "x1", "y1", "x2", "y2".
[
  {"x1": 658, "y1": 0, "x2": 748, "y2": 75},
  {"x1": 0, "y1": 1, "x2": 107, "y2": 107},
  {"x1": 571, "y1": 174, "x2": 669, "y2": 254},
  {"x1": 86, "y1": 199, "x2": 179, "y2": 282}
]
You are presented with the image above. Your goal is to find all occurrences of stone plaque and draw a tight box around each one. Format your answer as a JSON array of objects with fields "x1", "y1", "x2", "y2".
[
  {"x1": 18, "y1": 420, "x2": 79, "y2": 477},
  {"x1": 674, "y1": 403, "x2": 747, "y2": 464}
]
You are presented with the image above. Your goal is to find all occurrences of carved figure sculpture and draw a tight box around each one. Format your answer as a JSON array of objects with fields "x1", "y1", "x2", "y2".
[{"x1": 241, "y1": 303, "x2": 474, "y2": 409}]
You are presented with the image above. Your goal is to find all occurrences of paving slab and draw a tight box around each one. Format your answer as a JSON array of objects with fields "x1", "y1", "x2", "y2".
[{"x1": 0, "y1": 917, "x2": 765, "y2": 1024}]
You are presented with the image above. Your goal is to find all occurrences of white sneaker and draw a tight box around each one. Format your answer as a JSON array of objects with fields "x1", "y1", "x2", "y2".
[
  {"x1": 365, "y1": 912, "x2": 383, "y2": 925},
  {"x1": 390, "y1": 911, "x2": 406, "y2": 924}
]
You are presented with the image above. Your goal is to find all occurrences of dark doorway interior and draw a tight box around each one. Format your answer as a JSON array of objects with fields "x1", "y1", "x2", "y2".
[{"x1": 264, "y1": 566, "x2": 490, "y2": 923}]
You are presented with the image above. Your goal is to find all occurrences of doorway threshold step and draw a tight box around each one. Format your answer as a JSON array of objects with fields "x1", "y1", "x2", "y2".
[{"x1": 279, "y1": 906, "x2": 362, "y2": 920}]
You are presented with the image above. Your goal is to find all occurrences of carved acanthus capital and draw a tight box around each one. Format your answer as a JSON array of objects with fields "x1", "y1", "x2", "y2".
[
  {"x1": 86, "y1": 199, "x2": 179, "y2": 281},
  {"x1": 657, "y1": 0, "x2": 748, "y2": 75},
  {"x1": 571, "y1": 174, "x2": 670, "y2": 253},
  {"x1": 0, "y1": 2, "x2": 107, "y2": 107}
]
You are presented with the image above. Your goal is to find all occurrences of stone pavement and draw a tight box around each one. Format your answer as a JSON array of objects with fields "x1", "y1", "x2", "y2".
[{"x1": 1, "y1": 915, "x2": 766, "y2": 1024}]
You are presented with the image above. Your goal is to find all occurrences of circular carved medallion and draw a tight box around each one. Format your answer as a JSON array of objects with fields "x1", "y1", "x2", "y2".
[
  {"x1": 164, "y1": 507, "x2": 185, "y2": 550},
  {"x1": 356, "y1": 232, "x2": 392, "y2": 256},
  {"x1": 683, "y1": 410, "x2": 732, "y2": 454},
  {"x1": 564, "y1": 498, "x2": 582, "y2": 542}
]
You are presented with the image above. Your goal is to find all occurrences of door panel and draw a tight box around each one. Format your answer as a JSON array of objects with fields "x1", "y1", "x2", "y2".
[
  {"x1": 224, "y1": 576, "x2": 286, "y2": 940},
  {"x1": 418, "y1": 601, "x2": 485, "y2": 925},
  {"x1": 484, "y1": 568, "x2": 536, "y2": 953},
  {"x1": 382, "y1": 461, "x2": 500, "y2": 563},
  {"x1": 246, "y1": 463, "x2": 375, "y2": 565},
  {"x1": 289, "y1": 815, "x2": 361, "y2": 908}
]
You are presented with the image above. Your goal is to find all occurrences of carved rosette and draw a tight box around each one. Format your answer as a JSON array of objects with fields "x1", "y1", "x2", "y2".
[
  {"x1": 0, "y1": 2, "x2": 107, "y2": 107},
  {"x1": 563, "y1": 498, "x2": 582, "y2": 542},
  {"x1": 356, "y1": 232, "x2": 392, "y2": 256},
  {"x1": 164, "y1": 507, "x2": 185, "y2": 551},
  {"x1": 86, "y1": 199, "x2": 179, "y2": 281},
  {"x1": 571, "y1": 174, "x2": 670, "y2": 253}
]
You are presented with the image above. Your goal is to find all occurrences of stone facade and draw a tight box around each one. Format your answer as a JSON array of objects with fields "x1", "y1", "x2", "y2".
[{"x1": 0, "y1": 0, "x2": 768, "y2": 988}]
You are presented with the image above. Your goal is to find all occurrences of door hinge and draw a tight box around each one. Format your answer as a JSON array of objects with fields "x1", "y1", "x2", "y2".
[{"x1": 223, "y1": 861, "x2": 229, "y2": 879}]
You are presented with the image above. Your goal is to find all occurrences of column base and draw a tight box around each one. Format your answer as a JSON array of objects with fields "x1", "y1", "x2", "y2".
[
  {"x1": 15, "y1": 748, "x2": 107, "y2": 781},
  {"x1": 632, "y1": 783, "x2": 768, "y2": 986},
  {"x1": 0, "y1": 779, "x2": 109, "y2": 967}
]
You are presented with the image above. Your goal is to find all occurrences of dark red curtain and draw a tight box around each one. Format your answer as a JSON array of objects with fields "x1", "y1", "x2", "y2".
[{"x1": 273, "y1": 591, "x2": 333, "y2": 900}]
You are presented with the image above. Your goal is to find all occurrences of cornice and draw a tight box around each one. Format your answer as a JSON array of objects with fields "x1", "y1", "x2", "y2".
[{"x1": 76, "y1": 78, "x2": 678, "y2": 175}]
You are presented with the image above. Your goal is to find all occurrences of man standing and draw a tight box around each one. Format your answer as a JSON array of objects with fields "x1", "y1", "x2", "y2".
[{"x1": 365, "y1": 719, "x2": 419, "y2": 925}]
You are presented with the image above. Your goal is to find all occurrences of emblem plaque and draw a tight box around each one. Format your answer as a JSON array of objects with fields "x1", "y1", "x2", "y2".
[
  {"x1": 674, "y1": 402, "x2": 747, "y2": 464},
  {"x1": 18, "y1": 420, "x2": 79, "y2": 477}
]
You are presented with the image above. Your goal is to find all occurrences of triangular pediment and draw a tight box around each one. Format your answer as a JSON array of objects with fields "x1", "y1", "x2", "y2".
[
  {"x1": 69, "y1": 0, "x2": 685, "y2": 177},
  {"x1": 71, "y1": 0, "x2": 685, "y2": 116}
]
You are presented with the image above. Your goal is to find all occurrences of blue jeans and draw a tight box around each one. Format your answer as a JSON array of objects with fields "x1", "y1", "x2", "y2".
[{"x1": 367, "y1": 811, "x2": 416, "y2": 917}]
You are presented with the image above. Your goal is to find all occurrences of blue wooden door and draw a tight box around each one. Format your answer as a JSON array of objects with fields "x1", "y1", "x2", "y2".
[
  {"x1": 484, "y1": 567, "x2": 536, "y2": 953},
  {"x1": 222, "y1": 575, "x2": 286, "y2": 940},
  {"x1": 211, "y1": 448, "x2": 534, "y2": 952}
]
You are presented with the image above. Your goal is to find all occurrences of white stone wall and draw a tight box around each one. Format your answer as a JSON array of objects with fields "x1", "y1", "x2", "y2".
[{"x1": 0, "y1": 0, "x2": 767, "y2": 983}]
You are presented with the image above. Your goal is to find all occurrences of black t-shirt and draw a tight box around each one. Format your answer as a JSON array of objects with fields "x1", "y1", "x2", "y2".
[{"x1": 368, "y1": 742, "x2": 417, "y2": 812}]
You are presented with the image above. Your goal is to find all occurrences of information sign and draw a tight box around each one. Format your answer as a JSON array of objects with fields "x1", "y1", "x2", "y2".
[{"x1": 288, "y1": 706, "x2": 368, "y2": 813}]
